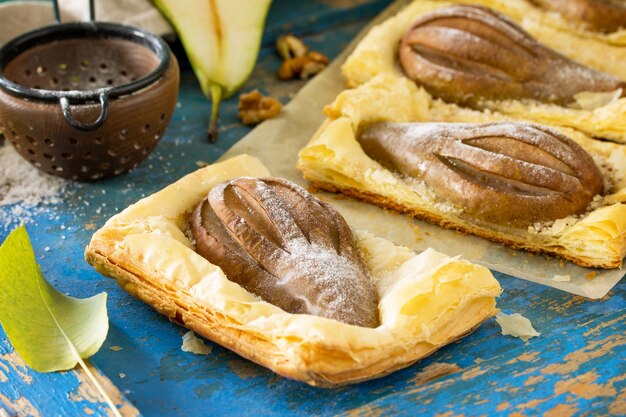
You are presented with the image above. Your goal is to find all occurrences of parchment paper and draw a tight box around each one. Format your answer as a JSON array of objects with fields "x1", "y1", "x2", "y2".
[{"x1": 221, "y1": 0, "x2": 625, "y2": 299}]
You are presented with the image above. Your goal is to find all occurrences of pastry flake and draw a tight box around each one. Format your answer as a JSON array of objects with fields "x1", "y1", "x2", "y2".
[{"x1": 85, "y1": 154, "x2": 501, "y2": 386}]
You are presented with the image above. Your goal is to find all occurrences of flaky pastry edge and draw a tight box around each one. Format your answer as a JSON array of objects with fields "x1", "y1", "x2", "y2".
[{"x1": 85, "y1": 154, "x2": 501, "y2": 387}]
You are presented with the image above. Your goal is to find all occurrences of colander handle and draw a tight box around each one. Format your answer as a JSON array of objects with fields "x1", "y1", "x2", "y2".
[
  {"x1": 59, "y1": 92, "x2": 109, "y2": 131},
  {"x1": 52, "y1": 0, "x2": 95, "y2": 23}
]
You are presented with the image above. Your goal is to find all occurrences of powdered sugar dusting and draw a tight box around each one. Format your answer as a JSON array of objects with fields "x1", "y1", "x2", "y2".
[
  {"x1": 252, "y1": 179, "x2": 298, "y2": 239},
  {"x1": 0, "y1": 143, "x2": 66, "y2": 223},
  {"x1": 201, "y1": 177, "x2": 379, "y2": 327},
  {"x1": 251, "y1": 178, "x2": 377, "y2": 325},
  {"x1": 279, "y1": 236, "x2": 375, "y2": 323}
]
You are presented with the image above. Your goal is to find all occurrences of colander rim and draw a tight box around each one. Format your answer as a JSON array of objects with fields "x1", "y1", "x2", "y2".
[{"x1": 0, "y1": 21, "x2": 171, "y2": 103}]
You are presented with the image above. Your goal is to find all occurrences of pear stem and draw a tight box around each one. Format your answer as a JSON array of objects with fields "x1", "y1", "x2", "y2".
[{"x1": 208, "y1": 85, "x2": 222, "y2": 143}]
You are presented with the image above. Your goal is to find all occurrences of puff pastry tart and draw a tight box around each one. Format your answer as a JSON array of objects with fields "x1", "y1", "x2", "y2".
[
  {"x1": 85, "y1": 154, "x2": 501, "y2": 387},
  {"x1": 342, "y1": 0, "x2": 626, "y2": 143},
  {"x1": 297, "y1": 77, "x2": 626, "y2": 268}
]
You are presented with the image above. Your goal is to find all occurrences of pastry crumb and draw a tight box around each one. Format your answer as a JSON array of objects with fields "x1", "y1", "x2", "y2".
[
  {"x1": 181, "y1": 331, "x2": 212, "y2": 355},
  {"x1": 572, "y1": 88, "x2": 622, "y2": 110},
  {"x1": 552, "y1": 274, "x2": 571, "y2": 282},
  {"x1": 306, "y1": 184, "x2": 321, "y2": 194},
  {"x1": 586, "y1": 271, "x2": 598, "y2": 280},
  {"x1": 411, "y1": 224, "x2": 422, "y2": 242},
  {"x1": 495, "y1": 312, "x2": 540, "y2": 342},
  {"x1": 529, "y1": 215, "x2": 581, "y2": 236},
  {"x1": 384, "y1": 208, "x2": 399, "y2": 216}
]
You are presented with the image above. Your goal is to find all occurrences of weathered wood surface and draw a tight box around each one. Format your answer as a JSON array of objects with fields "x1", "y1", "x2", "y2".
[
  {"x1": 1, "y1": 0, "x2": 625, "y2": 416},
  {"x1": 0, "y1": 337, "x2": 140, "y2": 416}
]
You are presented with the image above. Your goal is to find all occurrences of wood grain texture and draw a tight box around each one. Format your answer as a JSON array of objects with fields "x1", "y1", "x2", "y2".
[{"x1": 1, "y1": 0, "x2": 625, "y2": 416}]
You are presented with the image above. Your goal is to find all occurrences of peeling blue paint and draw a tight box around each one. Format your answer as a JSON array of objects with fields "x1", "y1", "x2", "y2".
[{"x1": 1, "y1": 0, "x2": 625, "y2": 416}]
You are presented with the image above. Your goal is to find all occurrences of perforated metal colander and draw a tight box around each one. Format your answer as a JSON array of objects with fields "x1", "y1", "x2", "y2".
[{"x1": 0, "y1": 0, "x2": 179, "y2": 180}]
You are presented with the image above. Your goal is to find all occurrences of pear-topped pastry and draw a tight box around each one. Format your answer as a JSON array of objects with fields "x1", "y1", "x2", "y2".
[
  {"x1": 531, "y1": 0, "x2": 626, "y2": 33},
  {"x1": 358, "y1": 122, "x2": 603, "y2": 227},
  {"x1": 190, "y1": 177, "x2": 379, "y2": 328},
  {"x1": 398, "y1": 5, "x2": 625, "y2": 106}
]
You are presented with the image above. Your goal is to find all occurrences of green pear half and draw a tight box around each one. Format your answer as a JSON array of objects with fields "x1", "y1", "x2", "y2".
[{"x1": 154, "y1": 0, "x2": 272, "y2": 141}]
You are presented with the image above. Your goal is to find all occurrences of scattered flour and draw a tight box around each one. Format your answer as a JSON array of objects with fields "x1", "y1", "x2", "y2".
[{"x1": 0, "y1": 143, "x2": 67, "y2": 223}]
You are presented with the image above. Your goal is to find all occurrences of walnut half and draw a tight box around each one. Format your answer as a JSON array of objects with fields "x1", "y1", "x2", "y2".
[
  {"x1": 237, "y1": 90, "x2": 282, "y2": 125},
  {"x1": 276, "y1": 35, "x2": 329, "y2": 80}
]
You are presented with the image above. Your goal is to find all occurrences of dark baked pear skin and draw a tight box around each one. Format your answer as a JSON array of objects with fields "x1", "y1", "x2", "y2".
[
  {"x1": 398, "y1": 5, "x2": 625, "y2": 106},
  {"x1": 190, "y1": 177, "x2": 379, "y2": 328},
  {"x1": 531, "y1": 0, "x2": 626, "y2": 33},
  {"x1": 358, "y1": 122, "x2": 603, "y2": 227}
]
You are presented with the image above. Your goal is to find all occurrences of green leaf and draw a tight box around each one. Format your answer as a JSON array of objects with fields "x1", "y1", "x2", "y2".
[{"x1": 0, "y1": 225, "x2": 109, "y2": 372}]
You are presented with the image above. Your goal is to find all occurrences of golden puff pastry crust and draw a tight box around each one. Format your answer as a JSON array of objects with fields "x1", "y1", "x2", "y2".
[
  {"x1": 469, "y1": 0, "x2": 626, "y2": 41},
  {"x1": 297, "y1": 78, "x2": 626, "y2": 269},
  {"x1": 85, "y1": 154, "x2": 501, "y2": 387},
  {"x1": 342, "y1": 0, "x2": 626, "y2": 143}
]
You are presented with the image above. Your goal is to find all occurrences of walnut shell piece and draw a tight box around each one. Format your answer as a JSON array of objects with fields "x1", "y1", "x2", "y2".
[
  {"x1": 358, "y1": 122, "x2": 603, "y2": 227},
  {"x1": 398, "y1": 5, "x2": 625, "y2": 106},
  {"x1": 190, "y1": 177, "x2": 380, "y2": 328}
]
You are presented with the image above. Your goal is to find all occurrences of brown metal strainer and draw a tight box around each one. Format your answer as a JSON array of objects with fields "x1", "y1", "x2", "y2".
[{"x1": 0, "y1": 1, "x2": 179, "y2": 180}]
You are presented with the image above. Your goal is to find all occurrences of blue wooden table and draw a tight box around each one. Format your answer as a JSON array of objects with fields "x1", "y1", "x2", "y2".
[{"x1": 1, "y1": 1, "x2": 626, "y2": 416}]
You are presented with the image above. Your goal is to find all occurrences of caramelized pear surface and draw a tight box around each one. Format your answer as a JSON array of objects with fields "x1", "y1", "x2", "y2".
[
  {"x1": 358, "y1": 122, "x2": 603, "y2": 227},
  {"x1": 399, "y1": 5, "x2": 625, "y2": 106},
  {"x1": 190, "y1": 177, "x2": 379, "y2": 328}
]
